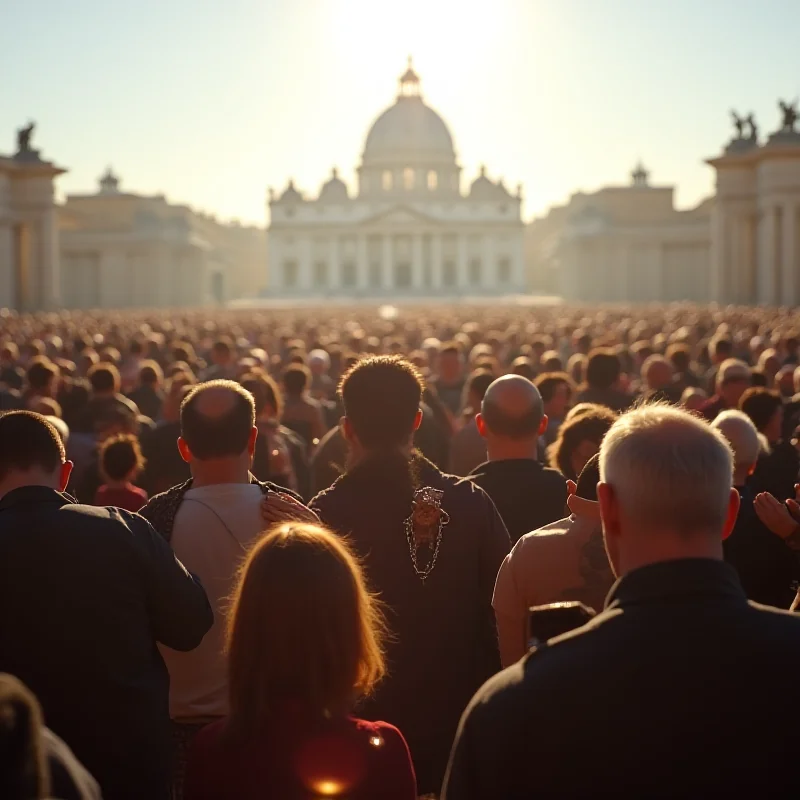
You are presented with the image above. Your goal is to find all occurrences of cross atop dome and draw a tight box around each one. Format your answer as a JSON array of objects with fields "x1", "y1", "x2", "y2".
[
  {"x1": 631, "y1": 161, "x2": 649, "y2": 187},
  {"x1": 399, "y1": 56, "x2": 421, "y2": 98}
]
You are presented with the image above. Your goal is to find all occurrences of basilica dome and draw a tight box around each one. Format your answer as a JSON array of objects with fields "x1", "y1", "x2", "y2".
[{"x1": 362, "y1": 60, "x2": 456, "y2": 167}]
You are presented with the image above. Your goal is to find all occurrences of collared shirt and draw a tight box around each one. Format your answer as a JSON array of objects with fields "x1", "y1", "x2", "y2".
[
  {"x1": 445, "y1": 558, "x2": 800, "y2": 800},
  {"x1": 0, "y1": 486, "x2": 212, "y2": 799}
]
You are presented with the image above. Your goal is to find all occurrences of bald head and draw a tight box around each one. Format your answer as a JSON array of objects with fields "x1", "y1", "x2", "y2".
[
  {"x1": 180, "y1": 380, "x2": 256, "y2": 460},
  {"x1": 480, "y1": 375, "x2": 544, "y2": 439}
]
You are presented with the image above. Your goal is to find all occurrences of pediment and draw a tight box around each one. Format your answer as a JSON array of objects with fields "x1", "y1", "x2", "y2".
[{"x1": 361, "y1": 204, "x2": 438, "y2": 225}]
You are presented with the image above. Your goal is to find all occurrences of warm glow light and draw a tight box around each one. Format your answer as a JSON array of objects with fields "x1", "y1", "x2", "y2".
[{"x1": 311, "y1": 779, "x2": 346, "y2": 796}]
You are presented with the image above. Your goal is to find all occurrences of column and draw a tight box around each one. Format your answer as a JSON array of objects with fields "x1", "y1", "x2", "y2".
[
  {"x1": 39, "y1": 207, "x2": 60, "y2": 309},
  {"x1": 481, "y1": 234, "x2": 493, "y2": 290},
  {"x1": 757, "y1": 205, "x2": 776, "y2": 305},
  {"x1": 456, "y1": 234, "x2": 468, "y2": 292},
  {"x1": 709, "y1": 205, "x2": 726, "y2": 303},
  {"x1": 300, "y1": 238, "x2": 313, "y2": 293},
  {"x1": 431, "y1": 234, "x2": 443, "y2": 291},
  {"x1": 382, "y1": 235, "x2": 393, "y2": 291},
  {"x1": 329, "y1": 236, "x2": 341, "y2": 295},
  {"x1": 782, "y1": 203, "x2": 796, "y2": 306},
  {"x1": 513, "y1": 231, "x2": 526, "y2": 292},
  {"x1": 0, "y1": 222, "x2": 13, "y2": 307},
  {"x1": 356, "y1": 234, "x2": 368, "y2": 293},
  {"x1": 412, "y1": 233, "x2": 423, "y2": 291}
]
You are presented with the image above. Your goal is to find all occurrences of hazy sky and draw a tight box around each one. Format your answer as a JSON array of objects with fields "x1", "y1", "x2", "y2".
[{"x1": 2, "y1": 0, "x2": 799, "y2": 225}]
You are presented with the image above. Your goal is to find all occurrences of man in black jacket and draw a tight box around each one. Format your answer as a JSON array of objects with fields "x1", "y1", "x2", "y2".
[
  {"x1": 311, "y1": 357, "x2": 510, "y2": 796},
  {"x1": 0, "y1": 411, "x2": 213, "y2": 800},
  {"x1": 468, "y1": 375, "x2": 567, "y2": 543},
  {"x1": 444, "y1": 404, "x2": 800, "y2": 799}
]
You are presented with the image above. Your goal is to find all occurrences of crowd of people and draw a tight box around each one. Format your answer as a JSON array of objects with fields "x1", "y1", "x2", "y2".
[{"x1": 2, "y1": 301, "x2": 800, "y2": 798}]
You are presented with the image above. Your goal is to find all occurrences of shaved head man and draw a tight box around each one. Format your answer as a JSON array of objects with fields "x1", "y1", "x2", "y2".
[
  {"x1": 468, "y1": 375, "x2": 567, "y2": 543},
  {"x1": 139, "y1": 379, "x2": 305, "y2": 795}
]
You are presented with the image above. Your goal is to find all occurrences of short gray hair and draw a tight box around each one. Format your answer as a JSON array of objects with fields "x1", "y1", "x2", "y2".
[
  {"x1": 711, "y1": 410, "x2": 760, "y2": 469},
  {"x1": 600, "y1": 404, "x2": 733, "y2": 533}
]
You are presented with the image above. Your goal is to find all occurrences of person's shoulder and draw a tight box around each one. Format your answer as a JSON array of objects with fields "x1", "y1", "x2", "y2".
[
  {"x1": 539, "y1": 465, "x2": 567, "y2": 489},
  {"x1": 747, "y1": 600, "x2": 800, "y2": 631}
]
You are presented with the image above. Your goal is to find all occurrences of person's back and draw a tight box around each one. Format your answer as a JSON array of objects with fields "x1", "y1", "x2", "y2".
[
  {"x1": 444, "y1": 405, "x2": 800, "y2": 799},
  {"x1": 184, "y1": 523, "x2": 416, "y2": 800},
  {"x1": 467, "y1": 375, "x2": 567, "y2": 542},
  {"x1": 311, "y1": 357, "x2": 510, "y2": 795},
  {"x1": 0, "y1": 412, "x2": 212, "y2": 800}
]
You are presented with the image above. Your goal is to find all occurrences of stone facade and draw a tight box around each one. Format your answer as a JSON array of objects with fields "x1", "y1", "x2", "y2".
[{"x1": 267, "y1": 61, "x2": 526, "y2": 298}]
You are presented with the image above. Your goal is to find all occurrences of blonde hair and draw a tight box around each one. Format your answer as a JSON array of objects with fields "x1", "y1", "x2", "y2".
[{"x1": 226, "y1": 523, "x2": 386, "y2": 736}]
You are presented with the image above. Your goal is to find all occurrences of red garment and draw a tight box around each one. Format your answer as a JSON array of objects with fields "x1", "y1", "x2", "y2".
[
  {"x1": 94, "y1": 483, "x2": 148, "y2": 513},
  {"x1": 184, "y1": 714, "x2": 416, "y2": 800}
]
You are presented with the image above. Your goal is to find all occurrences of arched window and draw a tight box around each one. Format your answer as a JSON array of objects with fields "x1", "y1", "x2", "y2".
[
  {"x1": 427, "y1": 170, "x2": 438, "y2": 191},
  {"x1": 382, "y1": 171, "x2": 393, "y2": 191},
  {"x1": 403, "y1": 168, "x2": 415, "y2": 191}
]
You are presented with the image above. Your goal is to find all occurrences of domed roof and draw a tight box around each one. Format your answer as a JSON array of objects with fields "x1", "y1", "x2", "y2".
[
  {"x1": 319, "y1": 167, "x2": 349, "y2": 202},
  {"x1": 362, "y1": 60, "x2": 455, "y2": 166},
  {"x1": 469, "y1": 166, "x2": 509, "y2": 199},
  {"x1": 277, "y1": 179, "x2": 302, "y2": 204}
]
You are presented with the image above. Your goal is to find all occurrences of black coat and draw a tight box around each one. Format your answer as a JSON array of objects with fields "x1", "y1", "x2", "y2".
[
  {"x1": 444, "y1": 559, "x2": 800, "y2": 799},
  {"x1": 0, "y1": 487, "x2": 213, "y2": 800},
  {"x1": 467, "y1": 459, "x2": 567, "y2": 544},
  {"x1": 312, "y1": 452, "x2": 510, "y2": 795}
]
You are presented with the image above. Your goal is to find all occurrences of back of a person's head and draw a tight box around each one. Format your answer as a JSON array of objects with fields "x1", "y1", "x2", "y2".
[
  {"x1": 26, "y1": 358, "x2": 57, "y2": 393},
  {"x1": 585, "y1": 349, "x2": 621, "y2": 390},
  {"x1": 600, "y1": 404, "x2": 733, "y2": 535},
  {"x1": 711, "y1": 410, "x2": 761, "y2": 474},
  {"x1": 465, "y1": 368, "x2": 495, "y2": 407},
  {"x1": 226, "y1": 523, "x2": 385, "y2": 735},
  {"x1": 88, "y1": 362, "x2": 120, "y2": 394},
  {"x1": 240, "y1": 372, "x2": 283, "y2": 418},
  {"x1": 666, "y1": 343, "x2": 692, "y2": 373},
  {"x1": 551, "y1": 404, "x2": 618, "y2": 480},
  {"x1": 138, "y1": 360, "x2": 163, "y2": 387},
  {"x1": 0, "y1": 674, "x2": 49, "y2": 800},
  {"x1": 739, "y1": 387, "x2": 782, "y2": 432},
  {"x1": 717, "y1": 358, "x2": 750, "y2": 387},
  {"x1": 0, "y1": 412, "x2": 64, "y2": 484},
  {"x1": 535, "y1": 372, "x2": 574, "y2": 404},
  {"x1": 282, "y1": 364, "x2": 310, "y2": 396},
  {"x1": 100, "y1": 433, "x2": 145, "y2": 483},
  {"x1": 710, "y1": 336, "x2": 734, "y2": 361},
  {"x1": 510, "y1": 357, "x2": 536, "y2": 380},
  {"x1": 180, "y1": 380, "x2": 255, "y2": 460},
  {"x1": 340, "y1": 356, "x2": 423, "y2": 450},
  {"x1": 481, "y1": 376, "x2": 544, "y2": 440}
]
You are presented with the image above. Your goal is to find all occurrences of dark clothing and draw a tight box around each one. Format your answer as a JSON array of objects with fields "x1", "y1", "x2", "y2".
[
  {"x1": 185, "y1": 714, "x2": 417, "y2": 800},
  {"x1": 444, "y1": 559, "x2": 800, "y2": 799},
  {"x1": 748, "y1": 440, "x2": 800, "y2": 502},
  {"x1": 574, "y1": 386, "x2": 631, "y2": 413},
  {"x1": 251, "y1": 424, "x2": 311, "y2": 499},
  {"x1": 0, "y1": 486, "x2": 213, "y2": 800},
  {"x1": 724, "y1": 486, "x2": 800, "y2": 608},
  {"x1": 140, "y1": 420, "x2": 190, "y2": 496},
  {"x1": 57, "y1": 379, "x2": 91, "y2": 431},
  {"x1": 432, "y1": 377, "x2": 466, "y2": 417},
  {"x1": 467, "y1": 459, "x2": 567, "y2": 544},
  {"x1": 95, "y1": 482, "x2": 148, "y2": 512},
  {"x1": 73, "y1": 393, "x2": 139, "y2": 434},
  {"x1": 312, "y1": 453, "x2": 510, "y2": 795},
  {"x1": 700, "y1": 393, "x2": 729, "y2": 421},
  {"x1": 127, "y1": 384, "x2": 164, "y2": 421},
  {"x1": 310, "y1": 426, "x2": 348, "y2": 495},
  {"x1": 0, "y1": 363, "x2": 24, "y2": 390}
]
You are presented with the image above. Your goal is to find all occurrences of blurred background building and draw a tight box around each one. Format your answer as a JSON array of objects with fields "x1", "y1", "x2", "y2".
[{"x1": 267, "y1": 60, "x2": 526, "y2": 298}]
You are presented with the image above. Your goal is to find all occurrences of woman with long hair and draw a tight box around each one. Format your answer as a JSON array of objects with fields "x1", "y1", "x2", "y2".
[{"x1": 183, "y1": 523, "x2": 416, "y2": 800}]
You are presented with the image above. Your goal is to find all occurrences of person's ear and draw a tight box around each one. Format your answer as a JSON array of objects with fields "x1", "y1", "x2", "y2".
[
  {"x1": 413, "y1": 409, "x2": 423, "y2": 432},
  {"x1": 59, "y1": 461, "x2": 73, "y2": 493},
  {"x1": 247, "y1": 426, "x2": 258, "y2": 456},
  {"x1": 721, "y1": 487, "x2": 741, "y2": 542},
  {"x1": 748, "y1": 462, "x2": 757, "y2": 477},
  {"x1": 597, "y1": 482, "x2": 620, "y2": 537},
  {"x1": 177, "y1": 437, "x2": 192, "y2": 464},
  {"x1": 476, "y1": 413, "x2": 487, "y2": 438},
  {"x1": 538, "y1": 414, "x2": 549, "y2": 436},
  {"x1": 566, "y1": 479, "x2": 577, "y2": 497},
  {"x1": 341, "y1": 416, "x2": 355, "y2": 444}
]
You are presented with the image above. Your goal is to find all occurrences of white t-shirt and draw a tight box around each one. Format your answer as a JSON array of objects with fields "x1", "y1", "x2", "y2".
[{"x1": 159, "y1": 482, "x2": 265, "y2": 721}]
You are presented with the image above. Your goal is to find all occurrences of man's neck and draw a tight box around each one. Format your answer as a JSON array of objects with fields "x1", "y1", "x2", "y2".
[
  {"x1": 486, "y1": 441, "x2": 538, "y2": 463},
  {"x1": 618, "y1": 536, "x2": 724, "y2": 576},
  {"x1": 0, "y1": 472, "x2": 61, "y2": 500},
  {"x1": 347, "y1": 443, "x2": 413, "y2": 469},
  {"x1": 190, "y1": 460, "x2": 251, "y2": 488}
]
